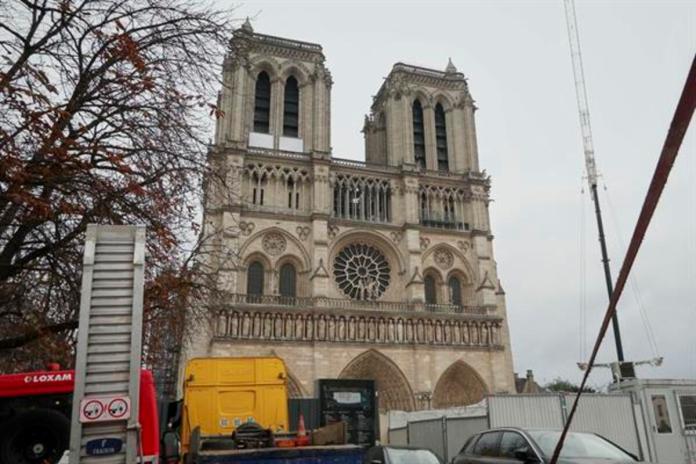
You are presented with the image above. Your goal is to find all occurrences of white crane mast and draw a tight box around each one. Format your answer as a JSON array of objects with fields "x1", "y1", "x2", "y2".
[
  {"x1": 564, "y1": 0, "x2": 598, "y2": 189},
  {"x1": 564, "y1": 0, "x2": 628, "y2": 367}
]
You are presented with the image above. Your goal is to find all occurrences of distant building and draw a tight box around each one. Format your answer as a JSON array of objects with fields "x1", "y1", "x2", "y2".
[
  {"x1": 182, "y1": 21, "x2": 516, "y2": 410},
  {"x1": 514, "y1": 370, "x2": 546, "y2": 394}
]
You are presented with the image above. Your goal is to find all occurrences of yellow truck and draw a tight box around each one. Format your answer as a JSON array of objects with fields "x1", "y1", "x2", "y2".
[{"x1": 180, "y1": 357, "x2": 290, "y2": 456}]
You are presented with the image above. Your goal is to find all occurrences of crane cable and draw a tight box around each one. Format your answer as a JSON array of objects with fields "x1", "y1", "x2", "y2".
[
  {"x1": 603, "y1": 184, "x2": 660, "y2": 358},
  {"x1": 578, "y1": 179, "x2": 588, "y2": 360},
  {"x1": 550, "y1": 54, "x2": 696, "y2": 464}
]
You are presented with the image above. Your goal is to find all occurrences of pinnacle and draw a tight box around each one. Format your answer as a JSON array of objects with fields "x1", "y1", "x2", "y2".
[
  {"x1": 241, "y1": 17, "x2": 253, "y2": 33},
  {"x1": 445, "y1": 57, "x2": 457, "y2": 74}
]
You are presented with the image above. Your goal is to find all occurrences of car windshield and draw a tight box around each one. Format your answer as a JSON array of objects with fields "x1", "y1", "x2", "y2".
[
  {"x1": 526, "y1": 431, "x2": 634, "y2": 460},
  {"x1": 386, "y1": 448, "x2": 441, "y2": 464}
]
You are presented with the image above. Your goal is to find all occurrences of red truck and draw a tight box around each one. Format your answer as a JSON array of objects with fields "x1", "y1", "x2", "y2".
[{"x1": 0, "y1": 366, "x2": 160, "y2": 464}]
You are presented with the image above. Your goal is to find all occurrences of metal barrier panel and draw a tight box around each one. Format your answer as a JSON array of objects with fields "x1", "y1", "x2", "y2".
[
  {"x1": 446, "y1": 416, "x2": 488, "y2": 462},
  {"x1": 288, "y1": 398, "x2": 321, "y2": 432},
  {"x1": 489, "y1": 395, "x2": 564, "y2": 429},
  {"x1": 69, "y1": 225, "x2": 146, "y2": 464},
  {"x1": 565, "y1": 394, "x2": 642, "y2": 458},
  {"x1": 388, "y1": 427, "x2": 408, "y2": 446},
  {"x1": 684, "y1": 425, "x2": 696, "y2": 464},
  {"x1": 407, "y1": 418, "x2": 446, "y2": 461}
]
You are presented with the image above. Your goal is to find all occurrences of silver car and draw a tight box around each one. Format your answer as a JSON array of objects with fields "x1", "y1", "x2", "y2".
[{"x1": 452, "y1": 428, "x2": 639, "y2": 463}]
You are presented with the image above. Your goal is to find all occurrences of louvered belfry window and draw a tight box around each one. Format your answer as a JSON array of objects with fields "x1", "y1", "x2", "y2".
[
  {"x1": 254, "y1": 72, "x2": 271, "y2": 133},
  {"x1": 247, "y1": 261, "x2": 264, "y2": 296},
  {"x1": 279, "y1": 262, "x2": 297, "y2": 298},
  {"x1": 435, "y1": 103, "x2": 449, "y2": 171},
  {"x1": 283, "y1": 76, "x2": 299, "y2": 137},
  {"x1": 412, "y1": 100, "x2": 426, "y2": 169}
]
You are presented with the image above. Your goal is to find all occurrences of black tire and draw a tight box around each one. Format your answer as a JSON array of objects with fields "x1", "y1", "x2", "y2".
[{"x1": 0, "y1": 409, "x2": 70, "y2": 464}]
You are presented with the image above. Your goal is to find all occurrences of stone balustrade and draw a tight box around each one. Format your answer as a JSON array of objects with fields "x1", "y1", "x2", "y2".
[
  {"x1": 223, "y1": 293, "x2": 492, "y2": 315},
  {"x1": 215, "y1": 307, "x2": 503, "y2": 348}
]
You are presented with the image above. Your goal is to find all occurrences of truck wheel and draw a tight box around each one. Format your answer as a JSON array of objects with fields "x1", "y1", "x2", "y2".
[{"x1": 0, "y1": 409, "x2": 70, "y2": 464}]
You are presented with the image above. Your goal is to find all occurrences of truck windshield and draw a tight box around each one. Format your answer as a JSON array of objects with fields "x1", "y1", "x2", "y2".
[
  {"x1": 526, "y1": 431, "x2": 635, "y2": 460},
  {"x1": 386, "y1": 448, "x2": 441, "y2": 464}
]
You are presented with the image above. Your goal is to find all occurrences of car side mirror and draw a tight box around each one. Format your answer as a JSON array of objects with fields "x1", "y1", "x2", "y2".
[{"x1": 514, "y1": 448, "x2": 539, "y2": 462}]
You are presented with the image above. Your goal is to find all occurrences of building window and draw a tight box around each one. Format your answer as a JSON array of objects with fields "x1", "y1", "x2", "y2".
[
  {"x1": 254, "y1": 71, "x2": 271, "y2": 133},
  {"x1": 448, "y1": 276, "x2": 462, "y2": 306},
  {"x1": 279, "y1": 262, "x2": 297, "y2": 299},
  {"x1": 679, "y1": 395, "x2": 696, "y2": 431},
  {"x1": 424, "y1": 274, "x2": 437, "y2": 305},
  {"x1": 434, "y1": 103, "x2": 449, "y2": 171},
  {"x1": 333, "y1": 243, "x2": 390, "y2": 301},
  {"x1": 412, "y1": 100, "x2": 426, "y2": 169},
  {"x1": 652, "y1": 395, "x2": 673, "y2": 433},
  {"x1": 283, "y1": 76, "x2": 299, "y2": 137},
  {"x1": 331, "y1": 174, "x2": 391, "y2": 223},
  {"x1": 251, "y1": 173, "x2": 265, "y2": 205},
  {"x1": 286, "y1": 178, "x2": 300, "y2": 209},
  {"x1": 247, "y1": 261, "x2": 264, "y2": 299}
]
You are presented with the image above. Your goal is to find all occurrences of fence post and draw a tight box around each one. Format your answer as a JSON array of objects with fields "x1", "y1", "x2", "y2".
[
  {"x1": 559, "y1": 393, "x2": 569, "y2": 424},
  {"x1": 442, "y1": 415, "x2": 448, "y2": 463}
]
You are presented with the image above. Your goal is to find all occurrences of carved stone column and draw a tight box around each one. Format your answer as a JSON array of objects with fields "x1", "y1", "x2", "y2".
[
  {"x1": 423, "y1": 104, "x2": 437, "y2": 171},
  {"x1": 463, "y1": 98, "x2": 480, "y2": 172},
  {"x1": 271, "y1": 77, "x2": 283, "y2": 149}
]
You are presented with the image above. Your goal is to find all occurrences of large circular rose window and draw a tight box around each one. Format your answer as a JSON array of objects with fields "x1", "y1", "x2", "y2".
[{"x1": 333, "y1": 243, "x2": 391, "y2": 300}]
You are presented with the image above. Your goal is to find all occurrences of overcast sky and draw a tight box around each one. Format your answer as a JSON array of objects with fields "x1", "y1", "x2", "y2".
[{"x1": 223, "y1": 0, "x2": 696, "y2": 389}]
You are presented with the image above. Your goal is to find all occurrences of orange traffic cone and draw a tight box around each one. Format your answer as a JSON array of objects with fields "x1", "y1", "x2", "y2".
[{"x1": 295, "y1": 412, "x2": 310, "y2": 446}]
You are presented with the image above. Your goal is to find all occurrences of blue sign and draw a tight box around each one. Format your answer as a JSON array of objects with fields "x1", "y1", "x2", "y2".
[{"x1": 86, "y1": 438, "x2": 123, "y2": 456}]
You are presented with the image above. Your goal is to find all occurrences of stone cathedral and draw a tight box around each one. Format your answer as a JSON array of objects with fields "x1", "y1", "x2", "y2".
[{"x1": 183, "y1": 21, "x2": 516, "y2": 411}]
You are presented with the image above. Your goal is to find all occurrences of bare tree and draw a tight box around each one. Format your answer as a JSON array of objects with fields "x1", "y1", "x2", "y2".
[{"x1": 0, "y1": 0, "x2": 237, "y2": 371}]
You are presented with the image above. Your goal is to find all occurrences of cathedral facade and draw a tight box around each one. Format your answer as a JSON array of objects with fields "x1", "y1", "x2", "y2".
[{"x1": 185, "y1": 21, "x2": 516, "y2": 411}]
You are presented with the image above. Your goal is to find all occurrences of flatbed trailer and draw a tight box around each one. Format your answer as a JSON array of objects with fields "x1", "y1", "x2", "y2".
[{"x1": 191, "y1": 444, "x2": 364, "y2": 464}]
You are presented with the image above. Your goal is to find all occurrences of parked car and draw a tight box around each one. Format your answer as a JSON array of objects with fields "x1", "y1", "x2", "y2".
[
  {"x1": 365, "y1": 445, "x2": 444, "y2": 464},
  {"x1": 452, "y1": 428, "x2": 638, "y2": 463}
]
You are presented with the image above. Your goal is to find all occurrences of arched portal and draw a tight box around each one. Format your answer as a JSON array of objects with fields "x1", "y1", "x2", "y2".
[
  {"x1": 432, "y1": 360, "x2": 488, "y2": 408},
  {"x1": 339, "y1": 350, "x2": 415, "y2": 411},
  {"x1": 286, "y1": 372, "x2": 306, "y2": 399}
]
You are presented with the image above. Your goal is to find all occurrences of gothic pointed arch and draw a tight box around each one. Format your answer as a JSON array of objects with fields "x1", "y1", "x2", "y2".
[
  {"x1": 339, "y1": 349, "x2": 415, "y2": 411},
  {"x1": 432, "y1": 360, "x2": 488, "y2": 408},
  {"x1": 422, "y1": 243, "x2": 476, "y2": 283},
  {"x1": 239, "y1": 226, "x2": 312, "y2": 271},
  {"x1": 330, "y1": 230, "x2": 405, "y2": 274},
  {"x1": 249, "y1": 56, "x2": 281, "y2": 80},
  {"x1": 286, "y1": 372, "x2": 306, "y2": 398},
  {"x1": 279, "y1": 62, "x2": 311, "y2": 86},
  {"x1": 431, "y1": 92, "x2": 454, "y2": 111}
]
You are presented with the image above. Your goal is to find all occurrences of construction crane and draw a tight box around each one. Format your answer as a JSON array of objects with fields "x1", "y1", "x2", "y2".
[
  {"x1": 563, "y1": 0, "x2": 630, "y2": 376},
  {"x1": 577, "y1": 357, "x2": 663, "y2": 383}
]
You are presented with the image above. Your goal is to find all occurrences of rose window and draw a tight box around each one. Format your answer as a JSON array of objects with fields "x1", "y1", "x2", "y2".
[{"x1": 334, "y1": 243, "x2": 391, "y2": 300}]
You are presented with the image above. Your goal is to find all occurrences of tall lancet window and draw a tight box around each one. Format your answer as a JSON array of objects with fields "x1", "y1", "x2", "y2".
[
  {"x1": 279, "y1": 262, "x2": 297, "y2": 299},
  {"x1": 412, "y1": 100, "x2": 426, "y2": 169},
  {"x1": 448, "y1": 276, "x2": 462, "y2": 306},
  {"x1": 424, "y1": 274, "x2": 437, "y2": 305},
  {"x1": 254, "y1": 71, "x2": 271, "y2": 133},
  {"x1": 283, "y1": 76, "x2": 299, "y2": 137},
  {"x1": 434, "y1": 103, "x2": 449, "y2": 171},
  {"x1": 247, "y1": 261, "x2": 264, "y2": 300}
]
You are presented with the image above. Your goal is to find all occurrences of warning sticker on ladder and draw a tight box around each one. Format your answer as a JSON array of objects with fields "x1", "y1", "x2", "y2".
[{"x1": 79, "y1": 396, "x2": 131, "y2": 423}]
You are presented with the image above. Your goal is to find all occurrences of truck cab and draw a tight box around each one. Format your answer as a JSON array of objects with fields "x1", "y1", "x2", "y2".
[{"x1": 0, "y1": 367, "x2": 159, "y2": 464}]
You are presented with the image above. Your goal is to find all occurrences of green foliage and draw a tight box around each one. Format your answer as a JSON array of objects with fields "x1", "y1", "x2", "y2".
[{"x1": 545, "y1": 378, "x2": 597, "y2": 393}]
